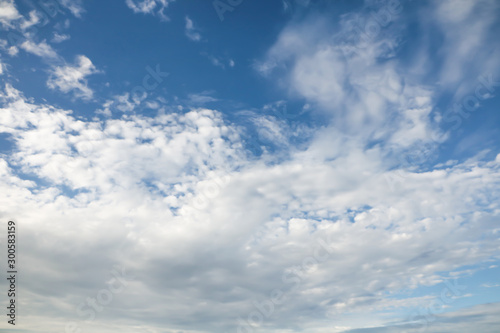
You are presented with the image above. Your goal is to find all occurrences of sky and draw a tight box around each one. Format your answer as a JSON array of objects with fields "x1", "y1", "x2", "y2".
[{"x1": 0, "y1": 0, "x2": 500, "y2": 332}]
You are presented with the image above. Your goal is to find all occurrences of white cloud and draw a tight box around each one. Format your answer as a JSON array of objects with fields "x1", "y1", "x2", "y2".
[
  {"x1": 410, "y1": 0, "x2": 500, "y2": 100},
  {"x1": 187, "y1": 91, "x2": 218, "y2": 105},
  {"x1": 98, "y1": 92, "x2": 145, "y2": 115},
  {"x1": 7, "y1": 45, "x2": 18, "y2": 56},
  {"x1": 185, "y1": 16, "x2": 202, "y2": 42},
  {"x1": 125, "y1": 0, "x2": 172, "y2": 20},
  {"x1": 20, "y1": 40, "x2": 59, "y2": 59},
  {"x1": 257, "y1": 10, "x2": 442, "y2": 152},
  {"x1": 0, "y1": 39, "x2": 19, "y2": 56},
  {"x1": 47, "y1": 55, "x2": 100, "y2": 100},
  {"x1": 1, "y1": 1, "x2": 499, "y2": 332},
  {"x1": 20, "y1": 10, "x2": 42, "y2": 31},
  {"x1": 1, "y1": 76, "x2": 500, "y2": 332},
  {"x1": 58, "y1": 0, "x2": 85, "y2": 17},
  {"x1": 52, "y1": 32, "x2": 71, "y2": 43},
  {"x1": 0, "y1": 0, "x2": 21, "y2": 28}
]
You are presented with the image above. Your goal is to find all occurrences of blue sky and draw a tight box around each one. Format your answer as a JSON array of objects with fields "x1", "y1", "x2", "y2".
[{"x1": 0, "y1": 0, "x2": 500, "y2": 332}]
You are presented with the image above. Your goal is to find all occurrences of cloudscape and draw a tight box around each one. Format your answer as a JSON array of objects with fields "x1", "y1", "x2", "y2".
[{"x1": 0, "y1": 0, "x2": 500, "y2": 332}]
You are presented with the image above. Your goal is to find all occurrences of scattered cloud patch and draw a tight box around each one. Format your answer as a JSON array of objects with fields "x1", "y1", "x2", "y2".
[
  {"x1": 20, "y1": 40, "x2": 59, "y2": 60},
  {"x1": 187, "y1": 91, "x2": 218, "y2": 105},
  {"x1": 52, "y1": 32, "x2": 70, "y2": 43},
  {"x1": 202, "y1": 53, "x2": 234, "y2": 69},
  {"x1": 0, "y1": 0, "x2": 21, "y2": 28},
  {"x1": 20, "y1": 10, "x2": 42, "y2": 31},
  {"x1": 125, "y1": 0, "x2": 172, "y2": 20},
  {"x1": 185, "y1": 16, "x2": 202, "y2": 42},
  {"x1": 47, "y1": 55, "x2": 100, "y2": 100}
]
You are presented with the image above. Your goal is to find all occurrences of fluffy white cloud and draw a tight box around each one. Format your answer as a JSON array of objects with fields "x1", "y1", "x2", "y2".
[
  {"x1": 343, "y1": 302, "x2": 500, "y2": 333},
  {"x1": 0, "y1": 0, "x2": 21, "y2": 28},
  {"x1": 47, "y1": 55, "x2": 100, "y2": 100},
  {"x1": 20, "y1": 40, "x2": 59, "y2": 59},
  {"x1": 1, "y1": 72, "x2": 500, "y2": 332}
]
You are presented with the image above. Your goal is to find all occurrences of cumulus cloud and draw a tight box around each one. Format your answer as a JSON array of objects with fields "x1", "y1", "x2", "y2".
[
  {"x1": 1, "y1": 71, "x2": 500, "y2": 331},
  {"x1": 47, "y1": 55, "x2": 100, "y2": 100},
  {"x1": 0, "y1": 0, "x2": 21, "y2": 28}
]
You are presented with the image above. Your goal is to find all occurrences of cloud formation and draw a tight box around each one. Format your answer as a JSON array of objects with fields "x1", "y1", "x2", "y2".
[
  {"x1": 20, "y1": 40, "x2": 59, "y2": 59},
  {"x1": 47, "y1": 55, "x2": 100, "y2": 100},
  {"x1": 0, "y1": 0, "x2": 499, "y2": 332},
  {"x1": 125, "y1": 0, "x2": 173, "y2": 20},
  {"x1": 0, "y1": 0, "x2": 21, "y2": 28},
  {"x1": 185, "y1": 16, "x2": 202, "y2": 42}
]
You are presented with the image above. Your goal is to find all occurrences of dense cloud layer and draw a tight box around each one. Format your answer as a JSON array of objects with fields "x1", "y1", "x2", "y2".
[{"x1": 0, "y1": 0, "x2": 499, "y2": 332}]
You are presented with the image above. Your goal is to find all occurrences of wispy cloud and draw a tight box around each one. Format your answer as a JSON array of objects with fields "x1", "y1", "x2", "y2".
[
  {"x1": 185, "y1": 16, "x2": 202, "y2": 42},
  {"x1": 187, "y1": 91, "x2": 218, "y2": 105},
  {"x1": 20, "y1": 40, "x2": 59, "y2": 60},
  {"x1": 202, "y1": 52, "x2": 234, "y2": 69},
  {"x1": 125, "y1": 0, "x2": 172, "y2": 21},
  {"x1": 58, "y1": 0, "x2": 85, "y2": 17},
  {"x1": 52, "y1": 32, "x2": 70, "y2": 43},
  {"x1": 481, "y1": 283, "x2": 500, "y2": 288},
  {"x1": 19, "y1": 10, "x2": 42, "y2": 31},
  {"x1": 47, "y1": 55, "x2": 100, "y2": 100}
]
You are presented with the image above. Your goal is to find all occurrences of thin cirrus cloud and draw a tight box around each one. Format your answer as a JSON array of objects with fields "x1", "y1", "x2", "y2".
[
  {"x1": 58, "y1": 0, "x2": 85, "y2": 17},
  {"x1": 52, "y1": 32, "x2": 71, "y2": 43}
]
